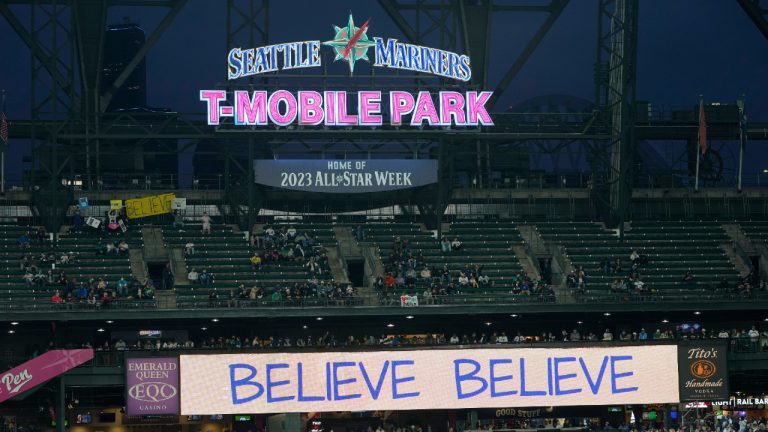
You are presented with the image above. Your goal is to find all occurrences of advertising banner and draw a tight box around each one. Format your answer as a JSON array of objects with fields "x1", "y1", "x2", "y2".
[
  {"x1": 125, "y1": 193, "x2": 176, "y2": 219},
  {"x1": 126, "y1": 357, "x2": 180, "y2": 415},
  {"x1": 110, "y1": 200, "x2": 123, "y2": 210},
  {"x1": 253, "y1": 160, "x2": 437, "y2": 193},
  {"x1": 677, "y1": 343, "x2": 729, "y2": 401},
  {"x1": 180, "y1": 346, "x2": 679, "y2": 414},
  {"x1": 0, "y1": 349, "x2": 94, "y2": 404}
]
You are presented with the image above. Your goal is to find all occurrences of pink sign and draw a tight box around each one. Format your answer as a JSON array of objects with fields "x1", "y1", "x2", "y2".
[{"x1": 0, "y1": 349, "x2": 94, "y2": 404}]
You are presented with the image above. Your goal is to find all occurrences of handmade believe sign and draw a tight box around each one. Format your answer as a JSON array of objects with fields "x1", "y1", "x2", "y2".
[{"x1": 179, "y1": 345, "x2": 679, "y2": 414}]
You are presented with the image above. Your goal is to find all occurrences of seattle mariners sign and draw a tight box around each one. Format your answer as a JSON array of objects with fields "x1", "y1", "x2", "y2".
[{"x1": 202, "y1": 12, "x2": 491, "y2": 128}]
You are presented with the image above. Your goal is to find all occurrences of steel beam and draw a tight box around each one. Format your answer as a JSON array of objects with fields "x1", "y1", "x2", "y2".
[
  {"x1": 99, "y1": 0, "x2": 188, "y2": 112},
  {"x1": 737, "y1": 0, "x2": 768, "y2": 39},
  {"x1": 488, "y1": 0, "x2": 569, "y2": 109}
]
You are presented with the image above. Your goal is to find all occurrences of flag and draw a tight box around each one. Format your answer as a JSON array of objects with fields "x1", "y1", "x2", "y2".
[{"x1": 698, "y1": 99, "x2": 707, "y2": 155}]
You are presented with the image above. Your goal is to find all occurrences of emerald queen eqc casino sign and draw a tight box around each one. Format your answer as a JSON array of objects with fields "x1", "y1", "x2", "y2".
[{"x1": 200, "y1": 13, "x2": 493, "y2": 128}]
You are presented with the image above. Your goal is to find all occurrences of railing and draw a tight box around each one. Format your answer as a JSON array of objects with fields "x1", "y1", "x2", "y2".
[
  {"x1": 575, "y1": 290, "x2": 768, "y2": 304},
  {"x1": 0, "y1": 299, "x2": 156, "y2": 311},
  {"x1": 84, "y1": 337, "x2": 766, "y2": 368},
  {"x1": 5, "y1": 288, "x2": 768, "y2": 313},
  {"x1": 175, "y1": 297, "x2": 364, "y2": 309}
]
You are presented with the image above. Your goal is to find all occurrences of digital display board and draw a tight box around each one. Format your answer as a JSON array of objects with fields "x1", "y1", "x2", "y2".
[{"x1": 179, "y1": 346, "x2": 679, "y2": 414}]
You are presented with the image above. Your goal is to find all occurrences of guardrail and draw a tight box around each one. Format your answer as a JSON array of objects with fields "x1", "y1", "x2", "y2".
[{"x1": 82, "y1": 338, "x2": 765, "y2": 368}]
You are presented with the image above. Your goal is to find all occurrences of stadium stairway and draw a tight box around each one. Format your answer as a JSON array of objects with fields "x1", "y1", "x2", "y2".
[
  {"x1": 324, "y1": 247, "x2": 350, "y2": 285},
  {"x1": 140, "y1": 227, "x2": 167, "y2": 262},
  {"x1": 128, "y1": 249, "x2": 147, "y2": 282},
  {"x1": 509, "y1": 244, "x2": 541, "y2": 281}
]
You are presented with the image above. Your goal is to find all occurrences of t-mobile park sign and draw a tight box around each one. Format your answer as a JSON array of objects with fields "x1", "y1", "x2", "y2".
[{"x1": 200, "y1": 12, "x2": 493, "y2": 128}]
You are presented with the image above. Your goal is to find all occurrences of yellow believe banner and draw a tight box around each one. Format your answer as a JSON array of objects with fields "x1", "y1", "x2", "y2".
[{"x1": 125, "y1": 193, "x2": 176, "y2": 219}]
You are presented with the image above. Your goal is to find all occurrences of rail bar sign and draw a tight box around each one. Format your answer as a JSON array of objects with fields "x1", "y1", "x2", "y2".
[
  {"x1": 201, "y1": 12, "x2": 493, "y2": 128},
  {"x1": 253, "y1": 159, "x2": 437, "y2": 193}
]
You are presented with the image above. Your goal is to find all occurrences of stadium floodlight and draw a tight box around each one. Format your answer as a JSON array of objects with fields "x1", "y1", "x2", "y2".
[
  {"x1": 302, "y1": 325, "x2": 308, "y2": 329},
  {"x1": 662, "y1": 319, "x2": 669, "y2": 323},
  {"x1": 97, "y1": 328, "x2": 105, "y2": 332},
  {"x1": 577, "y1": 321, "x2": 583, "y2": 325},
  {"x1": 10, "y1": 321, "x2": 18, "y2": 326},
  {"x1": 7, "y1": 330, "x2": 14, "y2": 334},
  {"x1": 509, "y1": 314, "x2": 518, "y2": 318},
  {"x1": 484, "y1": 322, "x2": 492, "y2": 326},
  {"x1": 694, "y1": 311, "x2": 701, "y2": 315},
  {"x1": 405, "y1": 315, "x2": 414, "y2": 319},
  {"x1": 211, "y1": 318, "x2": 220, "y2": 322},
  {"x1": 386, "y1": 323, "x2": 395, "y2": 328},
  {"x1": 763, "y1": 169, "x2": 768, "y2": 174},
  {"x1": 603, "y1": 312, "x2": 611, "y2": 316},
  {"x1": 201, "y1": 327, "x2": 207, "y2": 331},
  {"x1": 316, "y1": 317, "x2": 324, "y2": 321},
  {"x1": 106, "y1": 320, "x2": 114, "y2": 324}
]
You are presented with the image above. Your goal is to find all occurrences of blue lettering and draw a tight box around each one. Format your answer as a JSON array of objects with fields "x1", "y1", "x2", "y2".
[
  {"x1": 228, "y1": 48, "x2": 243, "y2": 80},
  {"x1": 325, "y1": 362, "x2": 332, "y2": 401},
  {"x1": 553, "y1": 357, "x2": 582, "y2": 396},
  {"x1": 489, "y1": 359, "x2": 517, "y2": 397},
  {"x1": 333, "y1": 362, "x2": 361, "y2": 401},
  {"x1": 359, "y1": 361, "x2": 390, "y2": 400},
  {"x1": 266, "y1": 363, "x2": 294, "y2": 403},
  {"x1": 374, "y1": 38, "x2": 396, "y2": 66},
  {"x1": 391, "y1": 360, "x2": 420, "y2": 399},
  {"x1": 610, "y1": 356, "x2": 639, "y2": 394},
  {"x1": 454, "y1": 359, "x2": 488, "y2": 399},
  {"x1": 229, "y1": 363, "x2": 264, "y2": 404},
  {"x1": 519, "y1": 358, "x2": 546, "y2": 396},
  {"x1": 579, "y1": 356, "x2": 609, "y2": 395},
  {"x1": 297, "y1": 362, "x2": 324, "y2": 402}
]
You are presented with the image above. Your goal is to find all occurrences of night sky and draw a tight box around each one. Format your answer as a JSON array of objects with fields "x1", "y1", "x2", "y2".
[{"x1": 0, "y1": 0, "x2": 766, "y2": 183}]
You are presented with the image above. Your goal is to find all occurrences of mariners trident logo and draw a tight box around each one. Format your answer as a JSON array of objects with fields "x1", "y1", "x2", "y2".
[{"x1": 323, "y1": 13, "x2": 375, "y2": 74}]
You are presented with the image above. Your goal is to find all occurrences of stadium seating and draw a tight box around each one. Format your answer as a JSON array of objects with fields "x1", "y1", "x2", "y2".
[
  {"x1": 0, "y1": 223, "x2": 146, "y2": 310},
  {"x1": 370, "y1": 220, "x2": 548, "y2": 304},
  {"x1": 740, "y1": 221, "x2": 768, "y2": 244},
  {"x1": 164, "y1": 222, "x2": 341, "y2": 307},
  {"x1": 536, "y1": 221, "x2": 741, "y2": 301}
]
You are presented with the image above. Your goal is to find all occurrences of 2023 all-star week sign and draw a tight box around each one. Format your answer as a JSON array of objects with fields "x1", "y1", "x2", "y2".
[{"x1": 253, "y1": 159, "x2": 437, "y2": 193}]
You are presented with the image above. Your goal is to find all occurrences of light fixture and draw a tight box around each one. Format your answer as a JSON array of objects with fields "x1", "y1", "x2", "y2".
[
  {"x1": 485, "y1": 322, "x2": 492, "y2": 326},
  {"x1": 510, "y1": 314, "x2": 518, "y2": 318},
  {"x1": 97, "y1": 328, "x2": 105, "y2": 333},
  {"x1": 662, "y1": 319, "x2": 669, "y2": 323},
  {"x1": 7, "y1": 330, "x2": 14, "y2": 334},
  {"x1": 577, "y1": 321, "x2": 583, "y2": 325},
  {"x1": 106, "y1": 320, "x2": 114, "y2": 324},
  {"x1": 211, "y1": 318, "x2": 219, "y2": 322},
  {"x1": 603, "y1": 312, "x2": 611, "y2": 316},
  {"x1": 201, "y1": 327, "x2": 207, "y2": 331},
  {"x1": 10, "y1": 322, "x2": 18, "y2": 326},
  {"x1": 763, "y1": 169, "x2": 768, "y2": 174},
  {"x1": 386, "y1": 323, "x2": 395, "y2": 328},
  {"x1": 764, "y1": 318, "x2": 768, "y2": 322},
  {"x1": 302, "y1": 325, "x2": 308, "y2": 329},
  {"x1": 316, "y1": 317, "x2": 323, "y2": 321},
  {"x1": 406, "y1": 315, "x2": 414, "y2": 319},
  {"x1": 694, "y1": 311, "x2": 701, "y2": 315}
]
